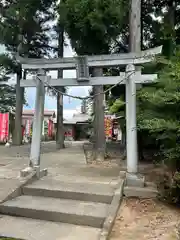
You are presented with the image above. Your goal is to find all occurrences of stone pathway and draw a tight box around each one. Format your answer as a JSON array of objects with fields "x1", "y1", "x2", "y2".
[
  {"x1": 0, "y1": 141, "x2": 120, "y2": 182},
  {"x1": 0, "y1": 141, "x2": 122, "y2": 240}
]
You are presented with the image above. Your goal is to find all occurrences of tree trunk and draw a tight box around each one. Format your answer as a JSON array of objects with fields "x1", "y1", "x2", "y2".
[
  {"x1": 122, "y1": 131, "x2": 126, "y2": 160},
  {"x1": 56, "y1": 21, "x2": 65, "y2": 149},
  {"x1": 93, "y1": 68, "x2": 105, "y2": 161},
  {"x1": 163, "y1": 1, "x2": 175, "y2": 59},
  {"x1": 56, "y1": 85, "x2": 65, "y2": 149},
  {"x1": 137, "y1": 131, "x2": 144, "y2": 161},
  {"x1": 13, "y1": 70, "x2": 24, "y2": 145},
  {"x1": 129, "y1": 0, "x2": 141, "y2": 53}
]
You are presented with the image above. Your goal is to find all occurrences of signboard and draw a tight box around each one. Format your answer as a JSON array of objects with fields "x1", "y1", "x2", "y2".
[
  {"x1": 104, "y1": 115, "x2": 113, "y2": 138},
  {"x1": 64, "y1": 126, "x2": 73, "y2": 140},
  {"x1": 25, "y1": 119, "x2": 32, "y2": 136},
  {"x1": 0, "y1": 113, "x2": 9, "y2": 142},
  {"x1": 44, "y1": 120, "x2": 48, "y2": 135},
  {"x1": 65, "y1": 129, "x2": 73, "y2": 137}
]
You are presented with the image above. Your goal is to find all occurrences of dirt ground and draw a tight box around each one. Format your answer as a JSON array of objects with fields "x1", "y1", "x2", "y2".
[
  {"x1": 87, "y1": 143, "x2": 180, "y2": 239},
  {"x1": 110, "y1": 198, "x2": 180, "y2": 240}
]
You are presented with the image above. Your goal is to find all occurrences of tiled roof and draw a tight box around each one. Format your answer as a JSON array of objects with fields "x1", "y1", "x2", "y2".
[
  {"x1": 53, "y1": 113, "x2": 90, "y2": 124},
  {"x1": 23, "y1": 109, "x2": 55, "y2": 116}
]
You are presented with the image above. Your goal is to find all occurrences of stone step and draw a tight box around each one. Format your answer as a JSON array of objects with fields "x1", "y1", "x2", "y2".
[
  {"x1": 0, "y1": 195, "x2": 109, "y2": 228},
  {"x1": 23, "y1": 179, "x2": 114, "y2": 204},
  {"x1": 0, "y1": 215, "x2": 101, "y2": 240}
]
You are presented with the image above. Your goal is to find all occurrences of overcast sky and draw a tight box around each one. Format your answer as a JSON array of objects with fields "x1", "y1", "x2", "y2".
[{"x1": 0, "y1": 41, "x2": 90, "y2": 119}]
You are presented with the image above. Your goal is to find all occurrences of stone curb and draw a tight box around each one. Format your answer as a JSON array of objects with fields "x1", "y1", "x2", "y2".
[
  {"x1": 0, "y1": 236, "x2": 24, "y2": 240},
  {"x1": 99, "y1": 179, "x2": 124, "y2": 240},
  {"x1": 0, "y1": 169, "x2": 47, "y2": 204}
]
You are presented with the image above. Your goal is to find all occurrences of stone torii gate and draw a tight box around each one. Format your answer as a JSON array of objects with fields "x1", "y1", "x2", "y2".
[{"x1": 18, "y1": 46, "x2": 162, "y2": 185}]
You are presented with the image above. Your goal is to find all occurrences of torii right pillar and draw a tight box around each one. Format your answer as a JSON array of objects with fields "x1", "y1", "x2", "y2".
[
  {"x1": 125, "y1": 64, "x2": 144, "y2": 187},
  {"x1": 125, "y1": 0, "x2": 145, "y2": 187}
]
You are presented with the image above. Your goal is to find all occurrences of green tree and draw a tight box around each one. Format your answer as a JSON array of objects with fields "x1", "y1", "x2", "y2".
[
  {"x1": 54, "y1": 1, "x2": 66, "y2": 149},
  {"x1": 59, "y1": 0, "x2": 127, "y2": 159},
  {"x1": 0, "y1": 0, "x2": 54, "y2": 145},
  {"x1": 138, "y1": 49, "x2": 180, "y2": 170},
  {"x1": 60, "y1": 0, "x2": 127, "y2": 55},
  {"x1": 0, "y1": 54, "x2": 16, "y2": 112},
  {"x1": 108, "y1": 0, "x2": 179, "y2": 160}
]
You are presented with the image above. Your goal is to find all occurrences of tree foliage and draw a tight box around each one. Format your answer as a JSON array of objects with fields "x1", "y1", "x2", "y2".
[
  {"x1": 109, "y1": 1, "x2": 179, "y2": 131},
  {"x1": 0, "y1": 0, "x2": 54, "y2": 57},
  {"x1": 0, "y1": 54, "x2": 16, "y2": 112},
  {"x1": 0, "y1": 0, "x2": 54, "y2": 144},
  {"x1": 138, "y1": 50, "x2": 180, "y2": 169},
  {"x1": 59, "y1": 0, "x2": 127, "y2": 55}
]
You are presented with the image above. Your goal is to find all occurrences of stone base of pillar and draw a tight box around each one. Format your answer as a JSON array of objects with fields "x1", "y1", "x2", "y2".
[
  {"x1": 125, "y1": 172, "x2": 145, "y2": 188},
  {"x1": 124, "y1": 184, "x2": 158, "y2": 198},
  {"x1": 94, "y1": 150, "x2": 105, "y2": 162},
  {"x1": 93, "y1": 147, "x2": 105, "y2": 162},
  {"x1": 20, "y1": 166, "x2": 48, "y2": 179}
]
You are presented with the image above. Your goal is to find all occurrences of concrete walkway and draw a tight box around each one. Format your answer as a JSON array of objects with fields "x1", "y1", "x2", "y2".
[
  {"x1": 0, "y1": 141, "x2": 122, "y2": 240},
  {"x1": 0, "y1": 141, "x2": 121, "y2": 184},
  {"x1": 0, "y1": 216, "x2": 102, "y2": 240}
]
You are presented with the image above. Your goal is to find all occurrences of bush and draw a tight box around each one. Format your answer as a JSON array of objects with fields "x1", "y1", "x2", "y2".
[{"x1": 158, "y1": 171, "x2": 180, "y2": 205}]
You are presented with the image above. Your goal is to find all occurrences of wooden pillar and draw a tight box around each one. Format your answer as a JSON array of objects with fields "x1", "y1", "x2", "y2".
[
  {"x1": 13, "y1": 71, "x2": 24, "y2": 145},
  {"x1": 93, "y1": 68, "x2": 105, "y2": 161}
]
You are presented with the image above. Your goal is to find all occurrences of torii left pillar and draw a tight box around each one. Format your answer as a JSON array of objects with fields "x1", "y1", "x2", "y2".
[
  {"x1": 30, "y1": 69, "x2": 45, "y2": 168},
  {"x1": 20, "y1": 69, "x2": 47, "y2": 178}
]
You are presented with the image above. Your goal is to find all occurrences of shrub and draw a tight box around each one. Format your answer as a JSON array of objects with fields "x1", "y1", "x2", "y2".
[{"x1": 158, "y1": 171, "x2": 180, "y2": 205}]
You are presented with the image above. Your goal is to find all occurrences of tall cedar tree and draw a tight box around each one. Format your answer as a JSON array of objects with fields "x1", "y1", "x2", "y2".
[
  {"x1": 59, "y1": 0, "x2": 127, "y2": 159},
  {"x1": 54, "y1": 1, "x2": 65, "y2": 149},
  {"x1": 0, "y1": 0, "x2": 54, "y2": 145},
  {"x1": 0, "y1": 54, "x2": 16, "y2": 112},
  {"x1": 109, "y1": 0, "x2": 178, "y2": 160}
]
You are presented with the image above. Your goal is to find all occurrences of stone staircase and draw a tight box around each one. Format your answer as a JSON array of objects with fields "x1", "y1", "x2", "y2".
[{"x1": 0, "y1": 177, "x2": 119, "y2": 240}]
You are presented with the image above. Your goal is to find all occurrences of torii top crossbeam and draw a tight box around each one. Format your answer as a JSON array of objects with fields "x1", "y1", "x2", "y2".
[{"x1": 17, "y1": 46, "x2": 162, "y2": 70}]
